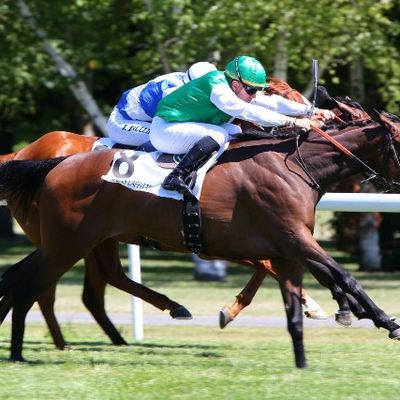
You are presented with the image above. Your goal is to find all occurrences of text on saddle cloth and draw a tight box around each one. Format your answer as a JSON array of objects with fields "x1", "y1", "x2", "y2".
[{"x1": 101, "y1": 143, "x2": 228, "y2": 201}]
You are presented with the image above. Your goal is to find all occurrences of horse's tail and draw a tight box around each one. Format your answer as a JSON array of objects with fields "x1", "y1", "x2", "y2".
[{"x1": 0, "y1": 156, "x2": 68, "y2": 217}]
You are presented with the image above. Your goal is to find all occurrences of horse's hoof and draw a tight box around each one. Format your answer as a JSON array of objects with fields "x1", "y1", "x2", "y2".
[
  {"x1": 170, "y1": 306, "x2": 192, "y2": 320},
  {"x1": 389, "y1": 327, "x2": 400, "y2": 340},
  {"x1": 111, "y1": 338, "x2": 128, "y2": 346},
  {"x1": 304, "y1": 308, "x2": 328, "y2": 320},
  {"x1": 219, "y1": 306, "x2": 234, "y2": 329},
  {"x1": 10, "y1": 356, "x2": 26, "y2": 363},
  {"x1": 335, "y1": 311, "x2": 352, "y2": 327}
]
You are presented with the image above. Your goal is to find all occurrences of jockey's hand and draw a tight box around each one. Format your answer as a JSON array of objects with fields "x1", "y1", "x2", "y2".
[
  {"x1": 313, "y1": 108, "x2": 336, "y2": 121},
  {"x1": 293, "y1": 117, "x2": 313, "y2": 131}
]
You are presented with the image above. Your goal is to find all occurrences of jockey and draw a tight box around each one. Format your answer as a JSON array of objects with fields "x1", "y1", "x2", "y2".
[
  {"x1": 150, "y1": 55, "x2": 335, "y2": 197},
  {"x1": 107, "y1": 62, "x2": 217, "y2": 147}
]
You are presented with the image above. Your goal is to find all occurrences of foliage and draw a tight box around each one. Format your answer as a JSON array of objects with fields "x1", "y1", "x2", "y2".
[{"x1": 0, "y1": 0, "x2": 399, "y2": 148}]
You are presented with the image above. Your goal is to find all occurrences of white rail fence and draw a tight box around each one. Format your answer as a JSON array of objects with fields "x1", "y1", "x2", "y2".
[{"x1": 2, "y1": 193, "x2": 400, "y2": 340}]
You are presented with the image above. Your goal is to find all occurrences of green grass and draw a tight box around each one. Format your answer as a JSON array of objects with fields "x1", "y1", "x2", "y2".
[
  {"x1": 0, "y1": 325, "x2": 399, "y2": 400},
  {"x1": 1, "y1": 234, "x2": 400, "y2": 399}
]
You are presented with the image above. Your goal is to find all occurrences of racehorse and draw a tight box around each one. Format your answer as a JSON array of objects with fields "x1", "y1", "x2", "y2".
[
  {"x1": 0, "y1": 79, "x2": 328, "y2": 349},
  {"x1": 1, "y1": 111, "x2": 400, "y2": 367}
]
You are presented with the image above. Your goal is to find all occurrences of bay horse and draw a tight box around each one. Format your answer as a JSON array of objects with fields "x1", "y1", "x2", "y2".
[
  {"x1": 0, "y1": 78, "x2": 328, "y2": 349},
  {"x1": 1, "y1": 112, "x2": 400, "y2": 367}
]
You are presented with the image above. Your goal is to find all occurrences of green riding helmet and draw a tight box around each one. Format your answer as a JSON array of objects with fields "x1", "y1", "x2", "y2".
[{"x1": 225, "y1": 55, "x2": 269, "y2": 88}]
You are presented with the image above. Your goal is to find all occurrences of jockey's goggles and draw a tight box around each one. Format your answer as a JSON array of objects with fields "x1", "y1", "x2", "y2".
[{"x1": 242, "y1": 84, "x2": 262, "y2": 95}]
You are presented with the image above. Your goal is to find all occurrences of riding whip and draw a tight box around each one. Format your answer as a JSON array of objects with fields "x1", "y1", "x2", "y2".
[{"x1": 309, "y1": 59, "x2": 318, "y2": 116}]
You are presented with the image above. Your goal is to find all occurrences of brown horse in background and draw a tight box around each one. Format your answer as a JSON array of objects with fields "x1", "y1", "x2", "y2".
[
  {"x1": 0, "y1": 79, "x2": 326, "y2": 349},
  {"x1": 1, "y1": 112, "x2": 400, "y2": 367}
]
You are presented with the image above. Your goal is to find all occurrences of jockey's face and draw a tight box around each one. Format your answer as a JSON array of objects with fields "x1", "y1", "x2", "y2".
[{"x1": 231, "y1": 80, "x2": 258, "y2": 102}]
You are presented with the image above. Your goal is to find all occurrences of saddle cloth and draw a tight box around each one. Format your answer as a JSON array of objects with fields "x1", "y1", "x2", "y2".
[{"x1": 97, "y1": 138, "x2": 229, "y2": 201}]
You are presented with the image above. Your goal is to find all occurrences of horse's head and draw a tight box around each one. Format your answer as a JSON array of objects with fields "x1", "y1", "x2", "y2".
[
  {"x1": 376, "y1": 111, "x2": 400, "y2": 139},
  {"x1": 375, "y1": 111, "x2": 400, "y2": 189},
  {"x1": 316, "y1": 86, "x2": 370, "y2": 124}
]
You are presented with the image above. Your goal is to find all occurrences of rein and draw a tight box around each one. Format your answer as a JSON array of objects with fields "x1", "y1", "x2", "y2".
[
  {"x1": 311, "y1": 124, "x2": 380, "y2": 177},
  {"x1": 294, "y1": 135, "x2": 322, "y2": 192},
  {"x1": 292, "y1": 119, "x2": 400, "y2": 192}
]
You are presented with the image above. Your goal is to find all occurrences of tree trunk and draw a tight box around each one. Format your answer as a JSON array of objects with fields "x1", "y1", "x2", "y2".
[
  {"x1": 143, "y1": 0, "x2": 171, "y2": 74},
  {"x1": 358, "y1": 184, "x2": 381, "y2": 271},
  {"x1": 272, "y1": 12, "x2": 292, "y2": 81},
  {"x1": 18, "y1": 0, "x2": 107, "y2": 135},
  {"x1": 350, "y1": 57, "x2": 366, "y2": 104}
]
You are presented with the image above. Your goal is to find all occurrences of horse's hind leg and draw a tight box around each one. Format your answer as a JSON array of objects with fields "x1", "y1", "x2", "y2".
[
  {"x1": 82, "y1": 252, "x2": 127, "y2": 345},
  {"x1": 90, "y1": 239, "x2": 192, "y2": 319},
  {"x1": 299, "y1": 233, "x2": 400, "y2": 338},
  {"x1": 219, "y1": 259, "x2": 326, "y2": 329},
  {"x1": 37, "y1": 285, "x2": 66, "y2": 350},
  {"x1": 273, "y1": 258, "x2": 307, "y2": 368}
]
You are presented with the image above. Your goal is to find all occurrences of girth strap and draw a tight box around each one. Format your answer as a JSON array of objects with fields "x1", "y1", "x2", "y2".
[{"x1": 182, "y1": 195, "x2": 203, "y2": 254}]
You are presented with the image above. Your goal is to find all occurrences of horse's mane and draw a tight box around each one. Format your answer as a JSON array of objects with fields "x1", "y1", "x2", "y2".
[{"x1": 265, "y1": 77, "x2": 305, "y2": 103}]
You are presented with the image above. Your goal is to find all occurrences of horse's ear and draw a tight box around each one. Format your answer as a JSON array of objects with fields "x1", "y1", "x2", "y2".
[
  {"x1": 335, "y1": 99, "x2": 370, "y2": 121},
  {"x1": 375, "y1": 110, "x2": 400, "y2": 139}
]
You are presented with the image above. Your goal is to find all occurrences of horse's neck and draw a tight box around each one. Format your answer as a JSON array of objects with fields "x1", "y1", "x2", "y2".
[{"x1": 298, "y1": 123, "x2": 384, "y2": 191}]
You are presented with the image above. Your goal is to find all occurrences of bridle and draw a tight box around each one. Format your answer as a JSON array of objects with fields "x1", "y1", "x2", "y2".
[
  {"x1": 385, "y1": 129, "x2": 400, "y2": 169},
  {"x1": 293, "y1": 119, "x2": 400, "y2": 193}
]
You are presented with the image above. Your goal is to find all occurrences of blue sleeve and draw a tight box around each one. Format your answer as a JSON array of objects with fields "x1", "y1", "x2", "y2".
[{"x1": 139, "y1": 80, "x2": 177, "y2": 118}]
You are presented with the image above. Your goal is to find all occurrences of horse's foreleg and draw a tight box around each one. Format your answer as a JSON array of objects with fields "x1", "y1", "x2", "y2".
[
  {"x1": 37, "y1": 284, "x2": 66, "y2": 350},
  {"x1": 9, "y1": 250, "x2": 43, "y2": 362},
  {"x1": 274, "y1": 258, "x2": 307, "y2": 368},
  {"x1": 91, "y1": 240, "x2": 192, "y2": 319},
  {"x1": 82, "y1": 253, "x2": 127, "y2": 345}
]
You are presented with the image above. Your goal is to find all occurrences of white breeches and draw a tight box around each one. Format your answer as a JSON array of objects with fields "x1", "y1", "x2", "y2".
[
  {"x1": 107, "y1": 108, "x2": 151, "y2": 146},
  {"x1": 149, "y1": 116, "x2": 242, "y2": 154}
]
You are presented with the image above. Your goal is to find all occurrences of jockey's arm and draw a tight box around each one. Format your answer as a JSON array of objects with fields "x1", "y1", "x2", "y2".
[
  {"x1": 210, "y1": 84, "x2": 296, "y2": 127},
  {"x1": 252, "y1": 93, "x2": 312, "y2": 116},
  {"x1": 252, "y1": 92, "x2": 335, "y2": 121}
]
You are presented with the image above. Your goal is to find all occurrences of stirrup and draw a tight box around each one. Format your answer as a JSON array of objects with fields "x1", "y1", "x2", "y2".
[{"x1": 162, "y1": 176, "x2": 192, "y2": 196}]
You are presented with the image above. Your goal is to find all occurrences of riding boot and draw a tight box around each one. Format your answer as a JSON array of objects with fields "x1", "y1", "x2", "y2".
[{"x1": 162, "y1": 136, "x2": 220, "y2": 196}]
